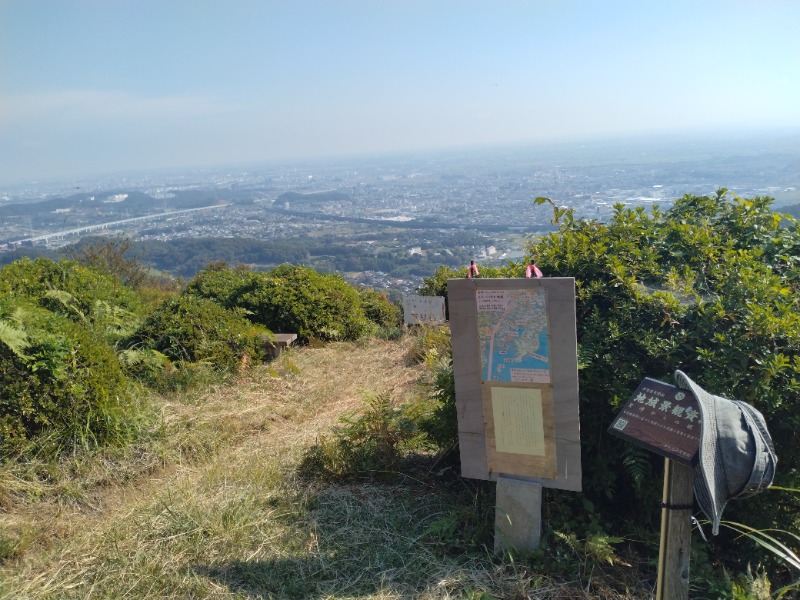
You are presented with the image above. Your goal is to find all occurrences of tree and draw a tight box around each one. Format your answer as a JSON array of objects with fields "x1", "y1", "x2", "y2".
[{"x1": 67, "y1": 238, "x2": 148, "y2": 290}]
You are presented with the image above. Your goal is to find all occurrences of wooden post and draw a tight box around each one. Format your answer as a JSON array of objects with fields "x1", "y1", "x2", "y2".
[
  {"x1": 494, "y1": 475, "x2": 542, "y2": 553},
  {"x1": 656, "y1": 458, "x2": 695, "y2": 600}
]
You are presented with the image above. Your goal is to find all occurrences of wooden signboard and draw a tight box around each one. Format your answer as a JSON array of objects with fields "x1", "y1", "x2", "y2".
[
  {"x1": 448, "y1": 278, "x2": 581, "y2": 491},
  {"x1": 608, "y1": 378, "x2": 701, "y2": 466}
]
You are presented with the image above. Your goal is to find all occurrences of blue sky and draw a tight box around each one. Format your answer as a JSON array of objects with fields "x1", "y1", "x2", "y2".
[{"x1": 1, "y1": 0, "x2": 799, "y2": 184}]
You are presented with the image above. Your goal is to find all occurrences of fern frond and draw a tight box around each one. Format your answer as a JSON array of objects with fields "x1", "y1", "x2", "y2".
[
  {"x1": 0, "y1": 320, "x2": 31, "y2": 359},
  {"x1": 44, "y1": 289, "x2": 86, "y2": 321},
  {"x1": 621, "y1": 444, "x2": 650, "y2": 492}
]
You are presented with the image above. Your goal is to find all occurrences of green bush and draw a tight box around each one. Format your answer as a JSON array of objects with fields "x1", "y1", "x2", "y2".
[
  {"x1": 0, "y1": 257, "x2": 143, "y2": 343},
  {"x1": 0, "y1": 300, "x2": 145, "y2": 455},
  {"x1": 415, "y1": 357, "x2": 458, "y2": 451},
  {"x1": 183, "y1": 263, "x2": 259, "y2": 307},
  {"x1": 529, "y1": 192, "x2": 800, "y2": 580},
  {"x1": 357, "y1": 287, "x2": 402, "y2": 329},
  {"x1": 233, "y1": 265, "x2": 370, "y2": 342},
  {"x1": 298, "y1": 392, "x2": 422, "y2": 480},
  {"x1": 186, "y1": 264, "x2": 397, "y2": 343},
  {"x1": 126, "y1": 295, "x2": 268, "y2": 373}
]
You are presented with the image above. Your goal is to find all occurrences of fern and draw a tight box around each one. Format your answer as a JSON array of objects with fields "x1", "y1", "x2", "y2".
[
  {"x1": 92, "y1": 299, "x2": 139, "y2": 338},
  {"x1": 621, "y1": 443, "x2": 650, "y2": 492},
  {"x1": 0, "y1": 320, "x2": 30, "y2": 360},
  {"x1": 43, "y1": 289, "x2": 86, "y2": 321}
]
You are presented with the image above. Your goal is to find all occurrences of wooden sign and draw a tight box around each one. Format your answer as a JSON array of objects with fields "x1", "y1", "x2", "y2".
[
  {"x1": 403, "y1": 294, "x2": 446, "y2": 325},
  {"x1": 448, "y1": 278, "x2": 581, "y2": 491},
  {"x1": 608, "y1": 378, "x2": 701, "y2": 466}
]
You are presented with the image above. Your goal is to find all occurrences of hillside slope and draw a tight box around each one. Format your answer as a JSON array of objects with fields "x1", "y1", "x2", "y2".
[
  {"x1": 0, "y1": 338, "x2": 429, "y2": 597},
  {"x1": 1, "y1": 336, "x2": 652, "y2": 599}
]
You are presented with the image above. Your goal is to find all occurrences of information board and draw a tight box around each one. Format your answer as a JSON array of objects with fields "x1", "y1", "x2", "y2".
[{"x1": 448, "y1": 278, "x2": 581, "y2": 491}]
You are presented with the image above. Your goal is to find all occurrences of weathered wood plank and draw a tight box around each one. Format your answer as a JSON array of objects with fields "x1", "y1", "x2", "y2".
[{"x1": 656, "y1": 459, "x2": 694, "y2": 600}]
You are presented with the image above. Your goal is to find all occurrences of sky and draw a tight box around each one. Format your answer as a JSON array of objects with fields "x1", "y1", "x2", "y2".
[{"x1": 1, "y1": 0, "x2": 799, "y2": 184}]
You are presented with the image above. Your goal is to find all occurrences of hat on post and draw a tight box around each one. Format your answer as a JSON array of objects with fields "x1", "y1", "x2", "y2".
[{"x1": 674, "y1": 370, "x2": 777, "y2": 535}]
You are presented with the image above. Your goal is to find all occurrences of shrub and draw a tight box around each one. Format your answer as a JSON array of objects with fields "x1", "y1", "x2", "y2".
[
  {"x1": 236, "y1": 265, "x2": 370, "y2": 342},
  {"x1": 357, "y1": 287, "x2": 402, "y2": 329},
  {"x1": 530, "y1": 192, "x2": 800, "y2": 581},
  {"x1": 125, "y1": 295, "x2": 268, "y2": 373},
  {"x1": 66, "y1": 238, "x2": 148, "y2": 290},
  {"x1": 298, "y1": 392, "x2": 421, "y2": 480},
  {"x1": 183, "y1": 264, "x2": 259, "y2": 307},
  {"x1": 406, "y1": 324, "x2": 452, "y2": 365},
  {"x1": 185, "y1": 264, "x2": 377, "y2": 343},
  {"x1": 415, "y1": 357, "x2": 458, "y2": 451},
  {"x1": 0, "y1": 257, "x2": 143, "y2": 343},
  {"x1": 0, "y1": 300, "x2": 144, "y2": 455}
]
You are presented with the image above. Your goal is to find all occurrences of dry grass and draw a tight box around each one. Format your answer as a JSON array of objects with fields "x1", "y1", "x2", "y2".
[{"x1": 0, "y1": 335, "x2": 652, "y2": 599}]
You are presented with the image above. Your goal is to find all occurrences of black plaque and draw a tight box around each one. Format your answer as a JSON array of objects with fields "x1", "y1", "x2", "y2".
[{"x1": 608, "y1": 378, "x2": 701, "y2": 466}]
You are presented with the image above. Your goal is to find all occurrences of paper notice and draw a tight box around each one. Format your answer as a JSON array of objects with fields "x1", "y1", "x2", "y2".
[{"x1": 491, "y1": 387, "x2": 545, "y2": 456}]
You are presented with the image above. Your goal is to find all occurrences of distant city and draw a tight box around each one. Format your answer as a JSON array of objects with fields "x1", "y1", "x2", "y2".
[{"x1": 1, "y1": 131, "x2": 798, "y2": 294}]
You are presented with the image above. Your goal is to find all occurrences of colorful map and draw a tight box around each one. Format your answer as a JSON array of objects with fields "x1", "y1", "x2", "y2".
[{"x1": 476, "y1": 288, "x2": 550, "y2": 383}]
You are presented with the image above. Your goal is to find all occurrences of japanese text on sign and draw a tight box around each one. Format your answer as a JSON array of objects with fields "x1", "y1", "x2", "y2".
[
  {"x1": 608, "y1": 378, "x2": 701, "y2": 466},
  {"x1": 476, "y1": 290, "x2": 508, "y2": 312}
]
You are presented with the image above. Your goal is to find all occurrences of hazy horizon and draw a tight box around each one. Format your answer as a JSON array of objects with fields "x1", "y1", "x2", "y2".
[{"x1": 2, "y1": 0, "x2": 799, "y2": 185}]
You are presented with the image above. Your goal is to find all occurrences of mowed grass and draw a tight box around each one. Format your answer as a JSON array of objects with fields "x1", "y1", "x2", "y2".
[
  {"x1": 0, "y1": 338, "x2": 503, "y2": 598},
  {"x1": 0, "y1": 336, "x2": 650, "y2": 599}
]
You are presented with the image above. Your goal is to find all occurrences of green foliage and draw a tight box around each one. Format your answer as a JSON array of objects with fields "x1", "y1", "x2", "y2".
[
  {"x1": 240, "y1": 264, "x2": 370, "y2": 342},
  {"x1": 0, "y1": 300, "x2": 145, "y2": 455},
  {"x1": 406, "y1": 323, "x2": 452, "y2": 365},
  {"x1": 117, "y1": 348, "x2": 173, "y2": 390},
  {"x1": 298, "y1": 392, "x2": 422, "y2": 480},
  {"x1": 402, "y1": 325, "x2": 459, "y2": 452},
  {"x1": 530, "y1": 191, "x2": 800, "y2": 582},
  {"x1": 357, "y1": 287, "x2": 402, "y2": 330},
  {"x1": 0, "y1": 257, "x2": 143, "y2": 344},
  {"x1": 183, "y1": 263, "x2": 259, "y2": 306},
  {"x1": 415, "y1": 357, "x2": 458, "y2": 451},
  {"x1": 731, "y1": 566, "x2": 772, "y2": 600},
  {"x1": 551, "y1": 530, "x2": 625, "y2": 567},
  {"x1": 186, "y1": 264, "x2": 376, "y2": 343},
  {"x1": 66, "y1": 238, "x2": 148, "y2": 290},
  {"x1": 417, "y1": 265, "x2": 457, "y2": 298},
  {"x1": 720, "y1": 520, "x2": 800, "y2": 598},
  {"x1": 126, "y1": 294, "x2": 268, "y2": 374}
]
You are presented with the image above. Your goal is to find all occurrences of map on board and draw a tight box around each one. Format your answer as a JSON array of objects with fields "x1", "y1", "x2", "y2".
[{"x1": 476, "y1": 288, "x2": 550, "y2": 383}]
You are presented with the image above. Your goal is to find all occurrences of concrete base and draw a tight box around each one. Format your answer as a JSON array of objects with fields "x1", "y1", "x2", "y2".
[{"x1": 494, "y1": 476, "x2": 543, "y2": 553}]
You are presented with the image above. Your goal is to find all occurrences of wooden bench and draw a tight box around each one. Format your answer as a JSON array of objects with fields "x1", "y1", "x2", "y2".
[{"x1": 264, "y1": 333, "x2": 298, "y2": 358}]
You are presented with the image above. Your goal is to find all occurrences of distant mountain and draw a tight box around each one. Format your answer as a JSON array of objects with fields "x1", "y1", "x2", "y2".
[{"x1": 0, "y1": 189, "x2": 220, "y2": 218}]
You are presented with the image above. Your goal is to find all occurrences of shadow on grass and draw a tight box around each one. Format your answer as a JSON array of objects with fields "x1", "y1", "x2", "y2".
[{"x1": 195, "y1": 558, "x2": 384, "y2": 599}]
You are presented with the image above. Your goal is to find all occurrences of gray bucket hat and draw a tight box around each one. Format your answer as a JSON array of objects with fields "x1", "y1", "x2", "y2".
[{"x1": 674, "y1": 370, "x2": 777, "y2": 535}]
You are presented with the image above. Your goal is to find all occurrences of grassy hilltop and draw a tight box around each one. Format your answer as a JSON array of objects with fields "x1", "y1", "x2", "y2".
[{"x1": 2, "y1": 190, "x2": 800, "y2": 598}]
